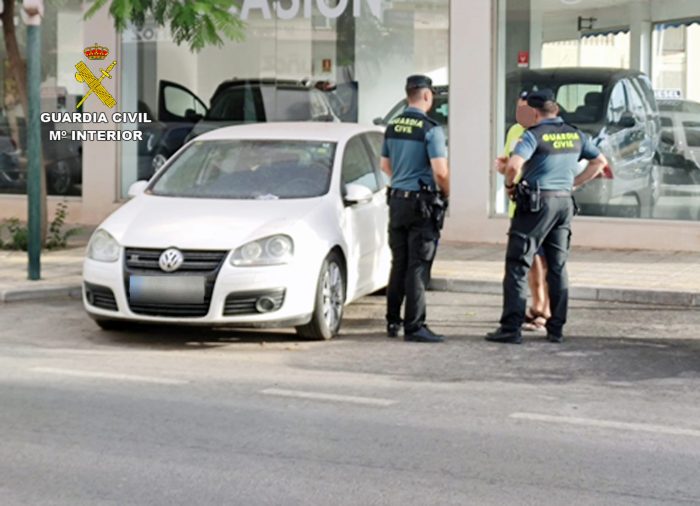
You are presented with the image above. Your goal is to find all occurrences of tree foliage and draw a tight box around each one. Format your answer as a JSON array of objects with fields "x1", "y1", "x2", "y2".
[{"x1": 85, "y1": 0, "x2": 246, "y2": 51}]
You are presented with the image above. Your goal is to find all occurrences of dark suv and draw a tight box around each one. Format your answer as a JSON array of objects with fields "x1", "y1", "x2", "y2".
[
  {"x1": 374, "y1": 85, "x2": 449, "y2": 132},
  {"x1": 507, "y1": 68, "x2": 661, "y2": 218},
  {"x1": 144, "y1": 79, "x2": 341, "y2": 179}
]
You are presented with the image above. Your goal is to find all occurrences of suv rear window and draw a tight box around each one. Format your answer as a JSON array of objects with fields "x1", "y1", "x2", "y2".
[{"x1": 556, "y1": 84, "x2": 604, "y2": 123}]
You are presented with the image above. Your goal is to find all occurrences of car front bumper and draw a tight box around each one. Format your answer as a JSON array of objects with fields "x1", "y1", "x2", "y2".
[{"x1": 82, "y1": 254, "x2": 317, "y2": 327}]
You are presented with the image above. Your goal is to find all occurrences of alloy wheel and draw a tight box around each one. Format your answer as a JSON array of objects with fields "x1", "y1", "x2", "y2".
[{"x1": 322, "y1": 261, "x2": 343, "y2": 332}]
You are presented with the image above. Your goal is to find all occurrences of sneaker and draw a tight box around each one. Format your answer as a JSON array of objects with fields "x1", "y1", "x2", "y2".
[
  {"x1": 485, "y1": 327, "x2": 523, "y2": 344},
  {"x1": 404, "y1": 325, "x2": 444, "y2": 343},
  {"x1": 547, "y1": 333, "x2": 563, "y2": 344},
  {"x1": 387, "y1": 322, "x2": 401, "y2": 338}
]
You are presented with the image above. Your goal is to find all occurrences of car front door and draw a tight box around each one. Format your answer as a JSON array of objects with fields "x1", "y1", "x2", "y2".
[
  {"x1": 363, "y1": 131, "x2": 391, "y2": 289},
  {"x1": 340, "y1": 135, "x2": 385, "y2": 296}
]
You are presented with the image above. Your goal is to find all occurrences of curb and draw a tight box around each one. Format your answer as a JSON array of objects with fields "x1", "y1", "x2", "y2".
[
  {"x1": 0, "y1": 284, "x2": 82, "y2": 303},
  {"x1": 1, "y1": 279, "x2": 698, "y2": 308},
  {"x1": 429, "y1": 278, "x2": 700, "y2": 307}
]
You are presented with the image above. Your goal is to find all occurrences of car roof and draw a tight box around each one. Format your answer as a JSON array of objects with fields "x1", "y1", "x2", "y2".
[
  {"x1": 195, "y1": 122, "x2": 385, "y2": 143},
  {"x1": 507, "y1": 67, "x2": 646, "y2": 84}
]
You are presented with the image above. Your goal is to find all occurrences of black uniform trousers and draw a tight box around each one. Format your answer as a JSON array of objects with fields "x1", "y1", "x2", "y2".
[
  {"x1": 386, "y1": 196, "x2": 439, "y2": 333},
  {"x1": 500, "y1": 195, "x2": 574, "y2": 337}
]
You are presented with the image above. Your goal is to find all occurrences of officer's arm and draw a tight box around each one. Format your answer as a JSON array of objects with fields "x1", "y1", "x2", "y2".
[
  {"x1": 430, "y1": 158, "x2": 450, "y2": 198},
  {"x1": 381, "y1": 157, "x2": 392, "y2": 177},
  {"x1": 505, "y1": 155, "x2": 525, "y2": 188},
  {"x1": 574, "y1": 154, "x2": 607, "y2": 189},
  {"x1": 507, "y1": 131, "x2": 536, "y2": 188},
  {"x1": 427, "y1": 127, "x2": 450, "y2": 197}
]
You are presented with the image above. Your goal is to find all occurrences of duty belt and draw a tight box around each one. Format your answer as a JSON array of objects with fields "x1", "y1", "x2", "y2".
[
  {"x1": 540, "y1": 191, "x2": 571, "y2": 198},
  {"x1": 389, "y1": 188, "x2": 421, "y2": 199}
]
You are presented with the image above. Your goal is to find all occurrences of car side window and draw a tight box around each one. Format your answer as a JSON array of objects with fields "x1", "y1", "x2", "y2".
[
  {"x1": 607, "y1": 82, "x2": 627, "y2": 124},
  {"x1": 342, "y1": 136, "x2": 380, "y2": 194},
  {"x1": 363, "y1": 132, "x2": 390, "y2": 187}
]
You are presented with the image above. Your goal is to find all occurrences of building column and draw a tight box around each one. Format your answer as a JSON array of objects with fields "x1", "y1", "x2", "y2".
[
  {"x1": 445, "y1": 0, "x2": 506, "y2": 244},
  {"x1": 630, "y1": 1, "x2": 652, "y2": 74}
]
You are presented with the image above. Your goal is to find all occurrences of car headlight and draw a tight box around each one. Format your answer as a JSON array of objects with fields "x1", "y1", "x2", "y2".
[
  {"x1": 87, "y1": 229, "x2": 120, "y2": 262},
  {"x1": 231, "y1": 235, "x2": 294, "y2": 266}
]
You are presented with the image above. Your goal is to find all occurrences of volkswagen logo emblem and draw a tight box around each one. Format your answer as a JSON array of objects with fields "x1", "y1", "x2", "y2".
[{"x1": 159, "y1": 248, "x2": 184, "y2": 273}]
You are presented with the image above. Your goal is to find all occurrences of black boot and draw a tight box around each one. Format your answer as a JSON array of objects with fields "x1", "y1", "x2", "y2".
[
  {"x1": 387, "y1": 322, "x2": 401, "y2": 338},
  {"x1": 405, "y1": 325, "x2": 444, "y2": 343},
  {"x1": 485, "y1": 327, "x2": 523, "y2": 344}
]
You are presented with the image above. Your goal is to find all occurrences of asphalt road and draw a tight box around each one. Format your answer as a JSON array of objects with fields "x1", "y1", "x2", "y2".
[{"x1": 1, "y1": 293, "x2": 700, "y2": 505}]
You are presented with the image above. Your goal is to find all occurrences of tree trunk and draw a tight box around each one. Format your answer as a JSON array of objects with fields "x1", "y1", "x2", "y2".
[{"x1": 2, "y1": 0, "x2": 48, "y2": 245}]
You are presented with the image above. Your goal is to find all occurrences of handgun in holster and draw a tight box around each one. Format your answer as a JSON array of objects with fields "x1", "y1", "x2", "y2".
[{"x1": 515, "y1": 180, "x2": 541, "y2": 213}]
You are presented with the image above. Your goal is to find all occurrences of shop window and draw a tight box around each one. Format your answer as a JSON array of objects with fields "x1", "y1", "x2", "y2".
[
  {"x1": 119, "y1": 0, "x2": 448, "y2": 198},
  {"x1": 499, "y1": 0, "x2": 700, "y2": 222},
  {"x1": 0, "y1": 0, "x2": 84, "y2": 197}
]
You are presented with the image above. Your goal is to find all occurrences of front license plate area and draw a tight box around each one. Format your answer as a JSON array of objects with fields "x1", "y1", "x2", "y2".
[{"x1": 129, "y1": 276, "x2": 206, "y2": 304}]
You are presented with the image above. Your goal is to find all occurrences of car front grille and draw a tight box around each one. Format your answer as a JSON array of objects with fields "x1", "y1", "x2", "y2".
[
  {"x1": 223, "y1": 289, "x2": 285, "y2": 316},
  {"x1": 84, "y1": 282, "x2": 118, "y2": 312},
  {"x1": 127, "y1": 302, "x2": 210, "y2": 318},
  {"x1": 124, "y1": 248, "x2": 228, "y2": 318},
  {"x1": 124, "y1": 248, "x2": 227, "y2": 272}
]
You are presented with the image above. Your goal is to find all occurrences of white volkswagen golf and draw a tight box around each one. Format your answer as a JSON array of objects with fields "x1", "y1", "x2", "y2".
[{"x1": 83, "y1": 123, "x2": 390, "y2": 339}]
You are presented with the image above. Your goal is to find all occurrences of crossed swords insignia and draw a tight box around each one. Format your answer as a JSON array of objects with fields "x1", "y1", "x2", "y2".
[{"x1": 74, "y1": 59, "x2": 117, "y2": 109}]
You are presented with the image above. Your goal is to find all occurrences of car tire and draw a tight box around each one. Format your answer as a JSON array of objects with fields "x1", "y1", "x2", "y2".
[
  {"x1": 296, "y1": 251, "x2": 345, "y2": 340},
  {"x1": 94, "y1": 318, "x2": 128, "y2": 331},
  {"x1": 48, "y1": 160, "x2": 73, "y2": 195}
]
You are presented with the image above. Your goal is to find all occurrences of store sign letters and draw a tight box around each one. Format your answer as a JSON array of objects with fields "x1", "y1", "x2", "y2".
[{"x1": 240, "y1": 0, "x2": 382, "y2": 20}]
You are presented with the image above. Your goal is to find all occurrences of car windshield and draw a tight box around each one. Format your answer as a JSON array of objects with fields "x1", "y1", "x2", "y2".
[{"x1": 150, "y1": 140, "x2": 336, "y2": 199}]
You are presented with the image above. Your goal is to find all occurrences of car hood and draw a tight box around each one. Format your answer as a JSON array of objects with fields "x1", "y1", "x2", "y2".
[{"x1": 100, "y1": 194, "x2": 327, "y2": 250}]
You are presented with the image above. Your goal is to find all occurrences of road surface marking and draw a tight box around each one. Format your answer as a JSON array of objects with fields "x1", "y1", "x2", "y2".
[
  {"x1": 262, "y1": 388, "x2": 397, "y2": 406},
  {"x1": 510, "y1": 412, "x2": 700, "y2": 438},
  {"x1": 29, "y1": 367, "x2": 187, "y2": 385}
]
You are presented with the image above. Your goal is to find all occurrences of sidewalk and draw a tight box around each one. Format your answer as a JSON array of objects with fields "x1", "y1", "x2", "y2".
[{"x1": 1, "y1": 242, "x2": 699, "y2": 306}]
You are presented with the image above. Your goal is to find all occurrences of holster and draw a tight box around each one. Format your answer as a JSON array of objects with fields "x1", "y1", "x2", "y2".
[
  {"x1": 419, "y1": 186, "x2": 448, "y2": 230},
  {"x1": 514, "y1": 181, "x2": 541, "y2": 213}
]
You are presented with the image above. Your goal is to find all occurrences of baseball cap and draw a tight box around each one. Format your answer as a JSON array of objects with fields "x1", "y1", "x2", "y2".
[
  {"x1": 526, "y1": 88, "x2": 556, "y2": 108},
  {"x1": 405, "y1": 75, "x2": 435, "y2": 93}
]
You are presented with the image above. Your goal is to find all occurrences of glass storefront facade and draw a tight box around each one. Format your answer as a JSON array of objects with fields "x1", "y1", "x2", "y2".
[
  {"x1": 497, "y1": 0, "x2": 700, "y2": 222},
  {"x1": 0, "y1": 0, "x2": 84, "y2": 197},
  {"x1": 118, "y1": 0, "x2": 449, "y2": 197}
]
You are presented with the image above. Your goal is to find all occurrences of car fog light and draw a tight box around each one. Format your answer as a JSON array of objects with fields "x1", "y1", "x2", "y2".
[{"x1": 255, "y1": 296, "x2": 277, "y2": 313}]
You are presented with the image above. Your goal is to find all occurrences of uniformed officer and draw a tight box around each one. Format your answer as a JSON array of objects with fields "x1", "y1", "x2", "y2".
[
  {"x1": 486, "y1": 89, "x2": 607, "y2": 344},
  {"x1": 381, "y1": 75, "x2": 450, "y2": 343}
]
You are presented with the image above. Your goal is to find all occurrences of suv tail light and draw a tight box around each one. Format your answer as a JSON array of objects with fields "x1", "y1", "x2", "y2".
[{"x1": 597, "y1": 164, "x2": 614, "y2": 179}]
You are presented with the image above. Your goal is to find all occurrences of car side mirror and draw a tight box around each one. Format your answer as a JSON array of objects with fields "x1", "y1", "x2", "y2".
[
  {"x1": 184, "y1": 108, "x2": 203, "y2": 123},
  {"x1": 618, "y1": 114, "x2": 636, "y2": 129},
  {"x1": 127, "y1": 180, "x2": 149, "y2": 198},
  {"x1": 313, "y1": 114, "x2": 336, "y2": 122},
  {"x1": 373, "y1": 117, "x2": 385, "y2": 126},
  {"x1": 344, "y1": 183, "x2": 373, "y2": 205}
]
